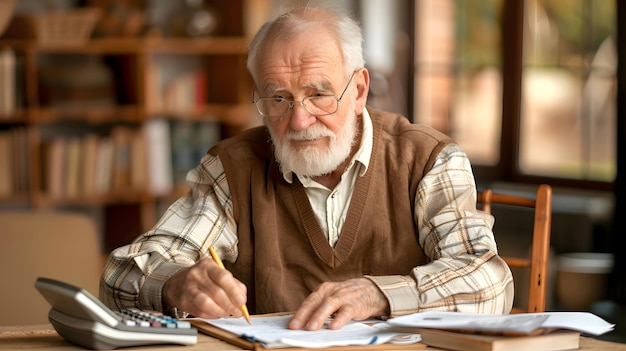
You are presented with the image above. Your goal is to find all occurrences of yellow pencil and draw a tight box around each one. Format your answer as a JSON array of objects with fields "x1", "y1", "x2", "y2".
[{"x1": 208, "y1": 246, "x2": 252, "y2": 324}]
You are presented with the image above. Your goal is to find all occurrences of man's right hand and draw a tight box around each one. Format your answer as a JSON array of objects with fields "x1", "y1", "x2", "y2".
[{"x1": 162, "y1": 255, "x2": 248, "y2": 319}]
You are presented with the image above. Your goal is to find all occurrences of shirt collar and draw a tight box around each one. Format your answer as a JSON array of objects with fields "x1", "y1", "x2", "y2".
[{"x1": 282, "y1": 107, "x2": 374, "y2": 184}]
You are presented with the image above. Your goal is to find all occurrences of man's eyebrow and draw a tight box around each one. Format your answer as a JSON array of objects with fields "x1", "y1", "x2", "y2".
[
  {"x1": 260, "y1": 85, "x2": 283, "y2": 95},
  {"x1": 310, "y1": 80, "x2": 332, "y2": 91},
  {"x1": 261, "y1": 80, "x2": 333, "y2": 95}
]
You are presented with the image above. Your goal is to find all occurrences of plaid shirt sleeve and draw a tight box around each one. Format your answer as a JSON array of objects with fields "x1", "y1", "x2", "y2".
[
  {"x1": 100, "y1": 153, "x2": 239, "y2": 312},
  {"x1": 366, "y1": 143, "x2": 514, "y2": 316}
]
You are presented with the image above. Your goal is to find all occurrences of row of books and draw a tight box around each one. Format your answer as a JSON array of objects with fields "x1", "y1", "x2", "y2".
[
  {"x1": 142, "y1": 117, "x2": 221, "y2": 196},
  {"x1": 145, "y1": 56, "x2": 209, "y2": 113},
  {"x1": 0, "y1": 127, "x2": 29, "y2": 198},
  {"x1": 40, "y1": 118, "x2": 221, "y2": 200},
  {"x1": 43, "y1": 127, "x2": 141, "y2": 199}
]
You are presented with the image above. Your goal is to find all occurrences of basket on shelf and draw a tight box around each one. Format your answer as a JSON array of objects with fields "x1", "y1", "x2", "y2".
[
  {"x1": 3, "y1": 8, "x2": 102, "y2": 45},
  {"x1": 0, "y1": 0, "x2": 16, "y2": 37}
]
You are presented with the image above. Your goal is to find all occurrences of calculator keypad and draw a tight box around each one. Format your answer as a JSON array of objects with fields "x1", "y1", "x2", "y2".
[{"x1": 118, "y1": 309, "x2": 191, "y2": 329}]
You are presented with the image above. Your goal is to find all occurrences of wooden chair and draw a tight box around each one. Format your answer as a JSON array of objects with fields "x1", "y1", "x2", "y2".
[{"x1": 477, "y1": 184, "x2": 552, "y2": 313}]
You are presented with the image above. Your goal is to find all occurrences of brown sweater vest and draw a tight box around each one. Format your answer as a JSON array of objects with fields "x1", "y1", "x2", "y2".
[{"x1": 209, "y1": 107, "x2": 453, "y2": 314}]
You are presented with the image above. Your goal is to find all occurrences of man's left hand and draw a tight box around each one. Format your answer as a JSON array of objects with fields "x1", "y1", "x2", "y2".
[{"x1": 287, "y1": 278, "x2": 389, "y2": 330}]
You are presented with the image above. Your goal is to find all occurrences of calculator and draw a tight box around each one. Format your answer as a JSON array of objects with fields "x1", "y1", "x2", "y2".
[{"x1": 35, "y1": 277, "x2": 198, "y2": 350}]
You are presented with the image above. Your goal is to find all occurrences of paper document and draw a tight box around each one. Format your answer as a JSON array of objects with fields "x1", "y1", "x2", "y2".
[
  {"x1": 200, "y1": 315, "x2": 420, "y2": 348},
  {"x1": 387, "y1": 311, "x2": 615, "y2": 336}
]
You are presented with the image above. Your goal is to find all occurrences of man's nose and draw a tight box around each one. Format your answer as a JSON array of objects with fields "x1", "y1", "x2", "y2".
[{"x1": 288, "y1": 101, "x2": 317, "y2": 131}]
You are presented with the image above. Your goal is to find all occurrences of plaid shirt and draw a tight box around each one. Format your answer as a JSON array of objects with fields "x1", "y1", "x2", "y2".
[{"x1": 100, "y1": 112, "x2": 513, "y2": 316}]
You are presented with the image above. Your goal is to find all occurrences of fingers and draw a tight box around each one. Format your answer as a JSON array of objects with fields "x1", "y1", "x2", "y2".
[
  {"x1": 288, "y1": 278, "x2": 389, "y2": 331},
  {"x1": 288, "y1": 286, "x2": 335, "y2": 330},
  {"x1": 203, "y1": 258, "x2": 247, "y2": 314},
  {"x1": 162, "y1": 256, "x2": 247, "y2": 319}
]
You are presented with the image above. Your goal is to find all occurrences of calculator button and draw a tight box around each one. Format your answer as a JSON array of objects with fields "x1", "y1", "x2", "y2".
[
  {"x1": 175, "y1": 320, "x2": 191, "y2": 329},
  {"x1": 122, "y1": 319, "x2": 136, "y2": 327}
]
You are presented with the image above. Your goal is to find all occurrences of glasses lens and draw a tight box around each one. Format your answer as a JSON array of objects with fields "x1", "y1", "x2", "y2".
[
  {"x1": 257, "y1": 98, "x2": 289, "y2": 117},
  {"x1": 303, "y1": 96, "x2": 338, "y2": 116}
]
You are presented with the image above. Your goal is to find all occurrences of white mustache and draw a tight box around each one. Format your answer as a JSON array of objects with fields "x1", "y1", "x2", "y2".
[{"x1": 285, "y1": 127, "x2": 334, "y2": 142}]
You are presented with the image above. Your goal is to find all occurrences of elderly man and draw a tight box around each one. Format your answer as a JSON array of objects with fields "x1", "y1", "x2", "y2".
[{"x1": 100, "y1": 6, "x2": 513, "y2": 331}]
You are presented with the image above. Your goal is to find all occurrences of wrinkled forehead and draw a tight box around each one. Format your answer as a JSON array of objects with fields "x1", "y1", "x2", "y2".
[{"x1": 255, "y1": 26, "x2": 344, "y2": 85}]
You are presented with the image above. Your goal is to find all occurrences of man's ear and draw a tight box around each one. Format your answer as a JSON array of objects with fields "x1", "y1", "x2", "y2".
[{"x1": 354, "y1": 68, "x2": 370, "y2": 115}]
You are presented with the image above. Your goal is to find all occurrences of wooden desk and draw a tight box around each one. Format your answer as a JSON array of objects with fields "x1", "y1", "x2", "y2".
[
  {"x1": 0, "y1": 324, "x2": 241, "y2": 350},
  {"x1": 1, "y1": 324, "x2": 625, "y2": 351}
]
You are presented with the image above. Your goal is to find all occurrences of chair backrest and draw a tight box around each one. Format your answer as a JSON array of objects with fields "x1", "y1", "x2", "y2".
[
  {"x1": 477, "y1": 184, "x2": 552, "y2": 313},
  {"x1": 0, "y1": 210, "x2": 103, "y2": 325}
]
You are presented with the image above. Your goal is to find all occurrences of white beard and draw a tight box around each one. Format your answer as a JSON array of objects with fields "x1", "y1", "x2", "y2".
[{"x1": 267, "y1": 107, "x2": 359, "y2": 178}]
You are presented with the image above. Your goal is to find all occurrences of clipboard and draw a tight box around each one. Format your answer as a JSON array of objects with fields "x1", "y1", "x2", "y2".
[{"x1": 190, "y1": 319, "x2": 427, "y2": 350}]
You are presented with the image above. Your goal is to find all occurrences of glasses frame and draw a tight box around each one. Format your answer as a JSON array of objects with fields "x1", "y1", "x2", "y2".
[{"x1": 252, "y1": 70, "x2": 358, "y2": 118}]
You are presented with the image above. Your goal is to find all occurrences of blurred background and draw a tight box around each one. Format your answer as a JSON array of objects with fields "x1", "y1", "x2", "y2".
[{"x1": 0, "y1": 0, "x2": 624, "y2": 341}]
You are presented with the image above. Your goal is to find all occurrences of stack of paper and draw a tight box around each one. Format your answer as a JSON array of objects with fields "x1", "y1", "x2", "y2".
[
  {"x1": 197, "y1": 315, "x2": 422, "y2": 349},
  {"x1": 387, "y1": 310, "x2": 615, "y2": 336}
]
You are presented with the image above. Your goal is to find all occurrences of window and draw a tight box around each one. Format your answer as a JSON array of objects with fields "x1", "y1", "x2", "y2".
[
  {"x1": 414, "y1": 0, "x2": 503, "y2": 166},
  {"x1": 413, "y1": 0, "x2": 616, "y2": 186},
  {"x1": 520, "y1": 0, "x2": 616, "y2": 181}
]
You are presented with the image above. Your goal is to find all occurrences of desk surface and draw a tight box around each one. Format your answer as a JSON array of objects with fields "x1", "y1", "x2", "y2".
[{"x1": 1, "y1": 324, "x2": 625, "y2": 351}]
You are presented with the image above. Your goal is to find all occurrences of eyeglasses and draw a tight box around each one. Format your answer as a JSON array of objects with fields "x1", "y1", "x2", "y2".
[{"x1": 253, "y1": 70, "x2": 357, "y2": 118}]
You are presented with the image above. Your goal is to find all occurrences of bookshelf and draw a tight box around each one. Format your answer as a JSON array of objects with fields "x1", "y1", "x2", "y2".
[{"x1": 0, "y1": 1, "x2": 256, "y2": 251}]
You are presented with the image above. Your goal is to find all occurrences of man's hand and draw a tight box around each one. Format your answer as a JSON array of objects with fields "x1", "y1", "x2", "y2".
[
  {"x1": 287, "y1": 278, "x2": 389, "y2": 331},
  {"x1": 162, "y1": 256, "x2": 248, "y2": 319}
]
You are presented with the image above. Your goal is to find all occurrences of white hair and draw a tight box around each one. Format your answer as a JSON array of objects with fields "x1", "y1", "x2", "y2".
[{"x1": 246, "y1": 6, "x2": 365, "y2": 83}]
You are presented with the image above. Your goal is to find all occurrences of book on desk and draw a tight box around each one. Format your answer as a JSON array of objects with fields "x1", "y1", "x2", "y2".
[{"x1": 417, "y1": 328, "x2": 580, "y2": 351}]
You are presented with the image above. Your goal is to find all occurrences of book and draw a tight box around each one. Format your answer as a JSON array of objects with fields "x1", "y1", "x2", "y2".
[
  {"x1": 82, "y1": 133, "x2": 100, "y2": 195},
  {"x1": 143, "y1": 118, "x2": 173, "y2": 196},
  {"x1": 144, "y1": 58, "x2": 161, "y2": 113},
  {"x1": 94, "y1": 137, "x2": 114, "y2": 194},
  {"x1": 194, "y1": 119, "x2": 220, "y2": 162},
  {"x1": 170, "y1": 119, "x2": 196, "y2": 185},
  {"x1": 111, "y1": 126, "x2": 133, "y2": 191},
  {"x1": 47, "y1": 138, "x2": 67, "y2": 198},
  {"x1": 64, "y1": 137, "x2": 83, "y2": 197},
  {"x1": 14, "y1": 53, "x2": 24, "y2": 112},
  {"x1": 0, "y1": 131, "x2": 12, "y2": 197},
  {"x1": 130, "y1": 129, "x2": 147, "y2": 191},
  {"x1": 195, "y1": 69, "x2": 207, "y2": 106},
  {"x1": 11, "y1": 127, "x2": 28, "y2": 194},
  {"x1": 0, "y1": 48, "x2": 15, "y2": 116},
  {"x1": 164, "y1": 71, "x2": 193, "y2": 112},
  {"x1": 417, "y1": 328, "x2": 580, "y2": 351}
]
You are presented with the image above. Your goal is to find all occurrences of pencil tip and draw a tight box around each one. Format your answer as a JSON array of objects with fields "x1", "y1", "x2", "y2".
[{"x1": 241, "y1": 305, "x2": 251, "y2": 324}]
